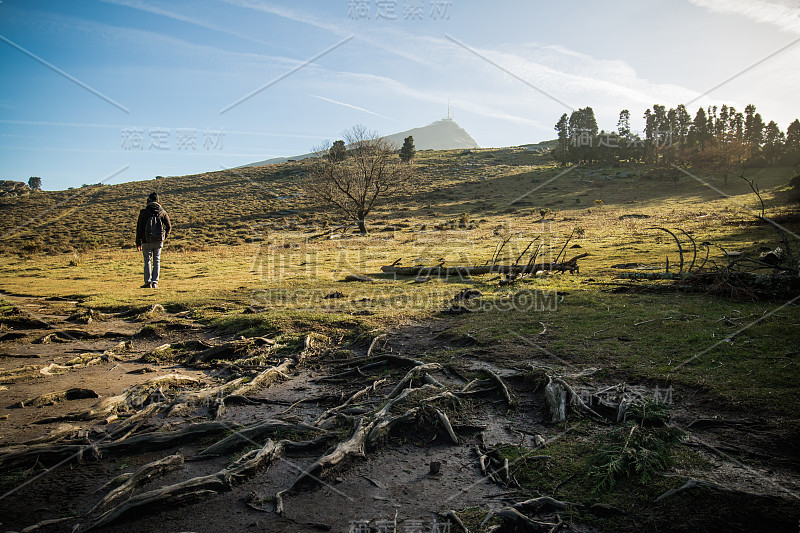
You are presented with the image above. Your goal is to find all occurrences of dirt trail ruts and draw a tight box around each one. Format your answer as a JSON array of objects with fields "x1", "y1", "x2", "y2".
[{"x1": 0, "y1": 294, "x2": 798, "y2": 533}]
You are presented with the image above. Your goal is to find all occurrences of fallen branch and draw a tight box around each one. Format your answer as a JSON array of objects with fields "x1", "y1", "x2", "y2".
[{"x1": 381, "y1": 253, "x2": 589, "y2": 277}]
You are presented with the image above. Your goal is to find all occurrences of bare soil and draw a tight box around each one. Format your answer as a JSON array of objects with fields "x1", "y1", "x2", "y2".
[{"x1": 1, "y1": 293, "x2": 798, "y2": 533}]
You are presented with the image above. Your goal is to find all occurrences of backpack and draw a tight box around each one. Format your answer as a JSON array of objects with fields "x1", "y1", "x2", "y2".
[{"x1": 144, "y1": 211, "x2": 164, "y2": 242}]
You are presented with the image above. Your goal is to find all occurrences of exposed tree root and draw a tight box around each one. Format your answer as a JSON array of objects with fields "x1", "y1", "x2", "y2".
[
  {"x1": 655, "y1": 478, "x2": 753, "y2": 501},
  {"x1": 87, "y1": 453, "x2": 185, "y2": 515},
  {"x1": 480, "y1": 507, "x2": 555, "y2": 532},
  {"x1": 78, "y1": 439, "x2": 283, "y2": 532},
  {"x1": 196, "y1": 419, "x2": 324, "y2": 458},
  {"x1": 387, "y1": 363, "x2": 445, "y2": 397},
  {"x1": 0, "y1": 422, "x2": 234, "y2": 469},
  {"x1": 482, "y1": 369, "x2": 515, "y2": 406},
  {"x1": 12, "y1": 387, "x2": 98, "y2": 408}
]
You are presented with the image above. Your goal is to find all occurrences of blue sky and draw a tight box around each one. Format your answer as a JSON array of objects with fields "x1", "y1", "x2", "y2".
[{"x1": 1, "y1": 0, "x2": 799, "y2": 190}]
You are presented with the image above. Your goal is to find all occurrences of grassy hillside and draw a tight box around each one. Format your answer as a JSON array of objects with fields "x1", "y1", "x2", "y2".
[{"x1": 1, "y1": 147, "x2": 797, "y2": 257}]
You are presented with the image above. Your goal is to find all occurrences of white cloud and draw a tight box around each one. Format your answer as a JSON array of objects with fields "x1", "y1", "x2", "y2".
[{"x1": 688, "y1": 0, "x2": 800, "y2": 34}]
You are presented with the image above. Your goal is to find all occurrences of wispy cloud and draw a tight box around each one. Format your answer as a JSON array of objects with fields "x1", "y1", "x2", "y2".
[
  {"x1": 220, "y1": 0, "x2": 438, "y2": 67},
  {"x1": 453, "y1": 40, "x2": 702, "y2": 107},
  {"x1": 325, "y1": 71, "x2": 550, "y2": 131},
  {"x1": 309, "y1": 94, "x2": 394, "y2": 120},
  {"x1": 220, "y1": 0, "x2": 345, "y2": 36},
  {"x1": 99, "y1": 0, "x2": 288, "y2": 50},
  {"x1": 688, "y1": 0, "x2": 800, "y2": 34},
  {"x1": 221, "y1": 0, "x2": 705, "y2": 113},
  {"x1": 19, "y1": 6, "x2": 305, "y2": 74}
]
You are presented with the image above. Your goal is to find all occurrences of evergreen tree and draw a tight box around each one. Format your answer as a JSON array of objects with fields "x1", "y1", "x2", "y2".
[
  {"x1": 744, "y1": 105, "x2": 765, "y2": 151},
  {"x1": 785, "y1": 119, "x2": 800, "y2": 162},
  {"x1": 28, "y1": 177, "x2": 42, "y2": 190},
  {"x1": 763, "y1": 121, "x2": 785, "y2": 164},
  {"x1": 617, "y1": 109, "x2": 631, "y2": 138},
  {"x1": 568, "y1": 107, "x2": 598, "y2": 163},
  {"x1": 675, "y1": 104, "x2": 691, "y2": 144},
  {"x1": 707, "y1": 106, "x2": 718, "y2": 145},
  {"x1": 690, "y1": 107, "x2": 710, "y2": 149},
  {"x1": 718, "y1": 105, "x2": 730, "y2": 140},
  {"x1": 399, "y1": 135, "x2": 416, "y2": 163},
  {"x1": 554, "y1": 113, "x2": 569, "y2": 166},
  {"x1": 730, "y1": 109, "x2": 744, "y2": 143},
  {"x1": 328, "y1": 140, "x2": 347, "y2": 162}
]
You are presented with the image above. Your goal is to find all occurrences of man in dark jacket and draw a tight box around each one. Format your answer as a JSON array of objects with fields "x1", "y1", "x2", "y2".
[{"x1": 135, "y1": 192, "x2": 172, "y2": 288}]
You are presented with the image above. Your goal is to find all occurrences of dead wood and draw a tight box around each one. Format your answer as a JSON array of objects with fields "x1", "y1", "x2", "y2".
[
  {"x1": 366, "y1": 333, "x2": 386, "y2": 357},
  {"x1": 0, "y1": 364, "x2": 40, "y2": 383},
  {"x1": 0, "y1": 422, "x2": 234, "y2": 470},
  {"x1": 482, "y1": 369, "x2": 515, "y2": 406},
  {"x1": 544, "y1": 381, "x2": 567, "y2": 423},
  {"x1": 512, "y1": 496, "x2": 578, "y2": 514},
  {"x1": 13, "y1": 387, "x2": 98, "y2": 408},
  {"x1": 87, "y1": 454, "x2": 184, "y2": 515},
  {"x1": 381, "y1": 253, "x2": 589, "y2": 277},
  {"x1": 276, "y1": 418, "x2": 371, "y2": 509},
  {"x1": 442, "y1": 510, "x2": 469, "y2": 532},
  {"x1": 18, "y1": 516, "x2": 79, "y2": 532},
  {"x1": 79, "y1": 439, "x2": 282, "y2": 532},
  {"x1": 479, "y1": 507, "x2": 553, "y2": 532},
  {"x1": 655, "y1": 478, "x2": 749, "y2": 502},
  {"x1": 197, "y1": 419, "x2": 323, "y2": 458},
  {"x1": 435, "y1": 408, "x2": 459, "y2": 444},
  {"x1": 279, "y1": 381, "x2": 458, "y2": 513},
  {"x1": 387, "y1": 363, "x2": 444, "y2": 397},
  {"x1": 317, "y1": 354, "x2": 425, "y2": 382},
  {"x1": 185, "y1": 338, "x2": 262, "y2": 366},
  {"x1": 313, "y1": 378, "x2": 389, "y2": 424}
]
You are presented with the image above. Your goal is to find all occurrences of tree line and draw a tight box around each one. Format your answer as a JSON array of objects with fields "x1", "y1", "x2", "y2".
[{"x1": 554, "y1": 104, "x2": 800, "y2": 179}]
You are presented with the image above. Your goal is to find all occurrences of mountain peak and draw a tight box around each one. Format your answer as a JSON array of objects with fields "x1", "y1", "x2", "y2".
[
  {"x1": 383, "y1": 118, "x2": 479, "y2": 151},
  {"x1": 241, "y1": 118, "x2": 479, "y2": 168}
]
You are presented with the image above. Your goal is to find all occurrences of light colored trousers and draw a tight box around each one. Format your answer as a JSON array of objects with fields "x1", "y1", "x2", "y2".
[{"x1": 141, "y1": 241, "x2": 163, "y2": 284}]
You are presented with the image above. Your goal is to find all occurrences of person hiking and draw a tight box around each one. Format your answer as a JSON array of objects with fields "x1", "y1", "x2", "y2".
[{"x1": 135, "y1": 192, "x2": 171, "y2": 288}]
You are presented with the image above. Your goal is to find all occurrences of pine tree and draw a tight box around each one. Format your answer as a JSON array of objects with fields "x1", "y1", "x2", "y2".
[
  {"x1": 28, "y1": 177, "x2": 42, "y2": 190},
  {"x1": 555, "y1": 113, "x2": 569, "y2": 166},
  {"x1": 675, "y1": 104, "x2": 691, "y2": 144},
  {"x1": 399, "y1": 135, "x2": 415, "y2": 163},
  {"x1": 617, "y1": 109, "x2": 631, "y2": 139},
  {"x1": 763, "y1": 121, "x2": 785, "y2": 164},
  {"x1": 786, "y1": 119, "x2": 800, "y2": 148},
  {"x1": 744, "y1": 105, "x2": 764, "y2": 152},
  {"x1": 690, "y1": 107, "x2": 710, "y2": 150}
]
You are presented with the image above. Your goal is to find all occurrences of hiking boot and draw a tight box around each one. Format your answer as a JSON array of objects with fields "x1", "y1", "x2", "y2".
[{"x1": 141, "y1": 283, "x2": 151, "y2": 288}]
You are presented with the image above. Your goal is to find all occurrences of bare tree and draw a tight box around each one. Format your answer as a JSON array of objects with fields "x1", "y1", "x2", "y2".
[{"x1": 304, "y1": 125, "x2": 406, "y2": 234}]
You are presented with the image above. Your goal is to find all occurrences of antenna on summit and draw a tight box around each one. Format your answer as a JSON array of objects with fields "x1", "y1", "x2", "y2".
[{"x1": 447, "y1": 99, "x2": 453, "y2": 120}]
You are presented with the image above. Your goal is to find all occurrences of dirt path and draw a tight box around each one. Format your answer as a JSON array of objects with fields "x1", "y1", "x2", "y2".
[{"x1": 0, "y1": 293, "x2": 798, "y2": 532}]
